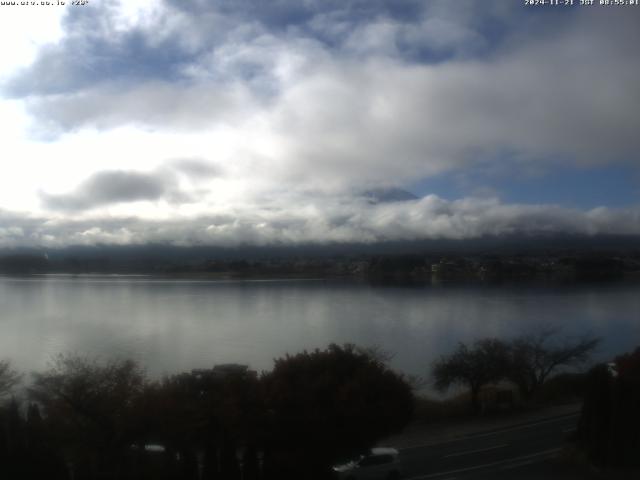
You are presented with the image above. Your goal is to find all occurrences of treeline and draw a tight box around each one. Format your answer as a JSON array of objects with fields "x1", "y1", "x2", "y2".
[
  {"x1": 0, "y1": 345, "x2": 414, "y2": 480},
  {"x1": 2, "y1": 251, "x2": 640, "y2": 282},
  {"x1": 431, "y1": 330, "x2": 600, "y2": 413},
  {"x1": 2, "y1": 337, "x2": 638, "y2": 477}
]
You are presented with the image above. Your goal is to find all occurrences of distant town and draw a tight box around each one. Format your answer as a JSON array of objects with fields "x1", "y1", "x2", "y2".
[{"x1": 2, "y1": 243, "x2": 640, "y2": 283}]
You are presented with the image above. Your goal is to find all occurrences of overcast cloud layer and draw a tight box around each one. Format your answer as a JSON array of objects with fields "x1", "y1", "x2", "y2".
[{"x1": 0, "y1": 0, "x2": 639, "y2": 248}]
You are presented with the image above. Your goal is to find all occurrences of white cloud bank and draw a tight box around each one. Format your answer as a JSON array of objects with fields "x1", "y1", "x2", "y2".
[{"x1": 2, "y1": 195, "x2": 640, "y2": 249}]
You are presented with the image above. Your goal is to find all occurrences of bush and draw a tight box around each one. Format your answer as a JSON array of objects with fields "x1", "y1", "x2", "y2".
[{"x1": 263, "y1": 343, "x2": 414, "y2": 478}]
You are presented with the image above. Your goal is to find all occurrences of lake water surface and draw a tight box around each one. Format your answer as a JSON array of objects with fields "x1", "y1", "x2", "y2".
[{"x1": 1, "y1": 275, "x2": 638, "y2": 382}]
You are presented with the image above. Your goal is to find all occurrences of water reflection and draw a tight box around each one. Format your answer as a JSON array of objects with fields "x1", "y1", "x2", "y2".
[{"x1": 1, "y1": 276, "x2": 638, "y2": 380}]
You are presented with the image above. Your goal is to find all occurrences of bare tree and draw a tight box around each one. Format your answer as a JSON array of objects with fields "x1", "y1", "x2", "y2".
[
  {"x1": 30, "y1": 354, "x2": 146, "y2": 432},
  {"x1": 432, "y1": 339, "x2": 509, "y2": 414},
  {"x1": 29, "y1": 354, "x2": 147, "y2": 478},
  {"x1": 355, "y1": 344, "x2": 396, "y2": 365},
  {"x1": 507, "y1": 329, "x2": 600, "y2": 400},
  {"x1": 357, "y1": 345, "x2": 426, "y2": 390},
  {"x1": 0, "y1": 359, "x2": 21, "y2": 399}
]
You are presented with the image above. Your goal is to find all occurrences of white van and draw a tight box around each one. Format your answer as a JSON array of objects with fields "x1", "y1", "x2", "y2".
[{"x1": 332, "y1": 447, "x2": 401, "y2": 480}]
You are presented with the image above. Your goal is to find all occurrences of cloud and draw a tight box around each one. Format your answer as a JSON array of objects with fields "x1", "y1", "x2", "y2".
[
  {"x1": 39, "y1": 170, "x2": 179, "y2": 212},
  {"x1": 262, "y1": 23, "x2": 640, "y2": 188},
  {"x1": 2, "y1": 0, "x2": 191, "y2": 97},
  {"x1": 38, "y1": 157, "x2": 225, "y2": 213},
  {"x1": 23, "y1": 81, "x2": 258, "y2": 135},
  {"x1": 3, "y1": 195, "x2": 640, "y2": 249},
  {"x1": 166, "y1": 158, "x2": 222, "y2": 179},
  {"x1": 0, "y1": 1, "x2": 525, "y2": 98},
  {"x1": 0, "y1": 1, "x2": 639, "y2": 250},
  {"x1": 8, "y1": 6, "x2": 639, "y2": 193}
]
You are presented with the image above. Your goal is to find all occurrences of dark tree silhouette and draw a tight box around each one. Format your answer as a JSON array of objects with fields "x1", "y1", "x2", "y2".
[
  {"x1": 29, "y1": 355, "x2": 147, "y2": 479},
  {"x1": 1, "y1": 346, "x2": 412, "y2": 479},
  {"x1": 262, "y1": 343, "x2": 414, "y2": 479},
  {"x1": 432, "y1": 339, "x2": 509, "y2": 414},
  {"x1": 136, "y1": 364, "x2": 265, "y2": 480},
  {"x1": 433, "y1": 332, "x2": 600, "y2": 411},
  {"x1": 506, "y1": 329, "x2": 600, "y2": 400},
  {"x1": 0, "y1": 359, "x2": 21, "y2": 400}
]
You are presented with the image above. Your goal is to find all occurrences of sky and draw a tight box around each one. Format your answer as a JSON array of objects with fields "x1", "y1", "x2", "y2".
[{"x1": 1, "y1": 0, "x2": 639, "y2": 248}]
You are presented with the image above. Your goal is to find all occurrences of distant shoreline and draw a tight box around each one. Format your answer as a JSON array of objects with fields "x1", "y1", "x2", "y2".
[
  {"x1": 2, "y1": 248, "x2": 640, "y2": 285},
  {"x1": 2, "y1": 270, "x2": 640, "y2": 288}
]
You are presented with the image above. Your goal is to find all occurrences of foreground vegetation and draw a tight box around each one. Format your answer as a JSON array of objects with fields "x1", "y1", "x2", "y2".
[
  {"x1": 577, "y1": 346, "x2": 640, "y2": 469},
  {"x1": 2, "y1": 338, "x2": 638, "y2": 479},
  {"x1": 431, "y1": 330, "x2": 600, "y2": 413},
  {"x1": 429, "y1": 337, "x2": 640, "y2": 471},
  {"x1": 0, "y1": 345, "x2": 413, "y2": 480}
]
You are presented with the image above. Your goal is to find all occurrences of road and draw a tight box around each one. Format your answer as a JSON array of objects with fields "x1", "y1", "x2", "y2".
[{"x1": 398, "y1": 413, "x2": 586, "y2": 480}]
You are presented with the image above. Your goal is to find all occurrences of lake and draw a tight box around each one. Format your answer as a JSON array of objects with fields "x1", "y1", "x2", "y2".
[{"x1": 1, "y1": 275, "x2": 638, "y2": 386}]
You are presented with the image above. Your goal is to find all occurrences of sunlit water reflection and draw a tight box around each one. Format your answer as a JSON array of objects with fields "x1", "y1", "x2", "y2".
[{"x1": 1, "y1": 275, "x2": 638, "y2": 388}]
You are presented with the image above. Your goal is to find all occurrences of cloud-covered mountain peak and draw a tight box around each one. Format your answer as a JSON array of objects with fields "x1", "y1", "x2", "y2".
[{"x1": 360, "y1": 187, "x2": 419, "y2": 204}]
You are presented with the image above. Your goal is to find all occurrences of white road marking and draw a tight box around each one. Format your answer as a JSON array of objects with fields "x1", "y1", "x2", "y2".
[
  {"x1": 443, "y1": 443, "x2": 508, "y2": 458},
  {"x1": 405, "y1": 447, "x2": 562, "y2": 480}
]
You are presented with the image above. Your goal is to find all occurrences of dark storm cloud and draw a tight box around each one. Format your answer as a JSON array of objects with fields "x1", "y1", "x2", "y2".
[{"x1": 40, "y1": 170, "x2": 176, "y2": 212}]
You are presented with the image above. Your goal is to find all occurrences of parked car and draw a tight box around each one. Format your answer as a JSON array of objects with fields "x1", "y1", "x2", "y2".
[{"x1": 332, "y1": 447, "x2": 401, "y2": 480}]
